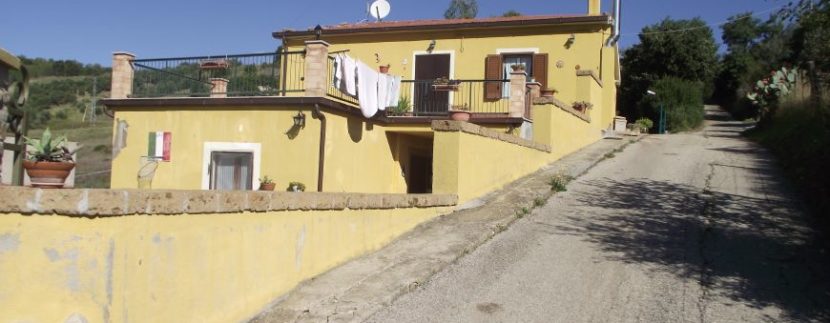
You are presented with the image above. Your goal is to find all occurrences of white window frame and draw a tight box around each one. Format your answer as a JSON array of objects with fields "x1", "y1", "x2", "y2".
[
  {"x1": 202, "y1": 142, "x2": 261, "y2": 190},
  {"x1": 411, "y1": 50, "x2": 456, "y2": 107}
]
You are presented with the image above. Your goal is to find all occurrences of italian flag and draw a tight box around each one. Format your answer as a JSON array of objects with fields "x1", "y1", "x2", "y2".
[{"x1": 148, "y1": 131, "x2": 172, "y2": 161}]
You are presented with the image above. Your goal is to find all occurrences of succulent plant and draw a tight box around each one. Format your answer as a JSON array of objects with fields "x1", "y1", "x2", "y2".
[
  {"x1": 23, "y1": 128, "x2": 75, "y2": 162},
  {"x1": 747, "y1": 66, "x2": 798, "y2": 107}
]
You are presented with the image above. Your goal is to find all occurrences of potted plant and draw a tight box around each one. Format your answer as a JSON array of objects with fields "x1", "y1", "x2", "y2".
[
  {"x1": 22, "y1": 128, "x2": 77, "y2": 189},
  {"x1": 510, "y1": 64, "x2": 526, "y2": 72},
  {"x1": 449, "y1": 104, "x2": 471, "y2": 122},
  {"x1": 572, "y1": 101, "x2": 593, "y2": 112},
  {"x1": 432, "y1": 77, "x2": 460, "y2": 92},
  {"x1": 259, "y1": 176, "x2": 276, "y2": 191},
  {"x1": 387, "y1": 96, "x2": 411, "y2": 116},
  {"x1": 634, "y1": 118, "x2": 654, "y2": 134},
  {"x1": 379, "y1": 64, "x2": 391, "y2": 74},
  {"x1": 287, "y1": 181, "x2": 306, "y2": 192}
]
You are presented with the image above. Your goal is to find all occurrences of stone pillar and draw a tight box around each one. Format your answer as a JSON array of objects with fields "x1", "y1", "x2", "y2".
[
  {"x1": 509, "y1": 71, "x2": 527, "y2": 118},
  {"x1": 210, "y1": 78, "x2": 229, "y2": 98},
  {"x1": 110, "y1": 52, "x2": 135, "y2": 99},
  {"x1": 303, "y1": 40, "x2": 330, "y2": 97},
  {"x1": 588, "y1": 0, "x2": 601, "y2": 15},
  {"x1": 526, "y1": 82, "x2": 541, "y2": 101}
]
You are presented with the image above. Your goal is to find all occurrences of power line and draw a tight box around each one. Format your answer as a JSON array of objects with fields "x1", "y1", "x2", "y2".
[{"x1": 619, "y1": 4, "x2": 789, "y2": 37}]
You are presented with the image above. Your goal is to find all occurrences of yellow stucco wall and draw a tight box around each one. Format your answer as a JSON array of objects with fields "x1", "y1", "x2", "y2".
[
  {"x1": 287, "y1": 24, "x2": 616, "y2": 109},
  {"x1": 0, "y1": 206, "x2": 448, "y2": 323},
  {"x1": 110, "y1": 107, "x2": 434, "y2": 193},
  {"x1": 433, "y1": 131, "x2": 550, "y2": 202}
]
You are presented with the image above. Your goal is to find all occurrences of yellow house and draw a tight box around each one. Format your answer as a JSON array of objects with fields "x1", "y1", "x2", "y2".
[{"x1": 102, "y1": 0, "x2": 621, "y2": 203}]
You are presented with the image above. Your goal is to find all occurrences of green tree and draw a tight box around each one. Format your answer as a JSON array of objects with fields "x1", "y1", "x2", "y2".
[
  {"x1": 444, "y1": 0, "x2": 478, "y2": 19},
  {"x1": 502, "y1": 10, "x2": 521, "y2": 17},
  {"x1": 618, "y1": 18, "x2": 718, "y2": 119}
]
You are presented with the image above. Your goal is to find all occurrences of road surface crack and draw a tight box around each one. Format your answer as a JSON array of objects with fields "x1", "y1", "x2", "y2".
[{"x1": 696, "y1": 163, "x2": 717, "y2": 323}]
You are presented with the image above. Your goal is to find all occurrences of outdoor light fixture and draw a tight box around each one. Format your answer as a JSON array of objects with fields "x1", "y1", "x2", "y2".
[
  {"x1": 427, "y1": 40, "x2": 436, "y2": 53},
  {"x1": 293, "y1": 111, "x2": 306, "y2": 128},
  {"x1": 314, "y1": 25, "x2": 323, "y2": 40},
  {"x1": 646, "y1": 90, "x2": 656, "y2": 96},
  {"x1": 565, "y1": 34, "x2": 576, "y2": 48}
]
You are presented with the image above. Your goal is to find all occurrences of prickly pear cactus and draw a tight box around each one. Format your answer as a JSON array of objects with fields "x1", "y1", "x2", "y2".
[{"x1": 747, "y1": 66, "x2": 799, "y2": 107}]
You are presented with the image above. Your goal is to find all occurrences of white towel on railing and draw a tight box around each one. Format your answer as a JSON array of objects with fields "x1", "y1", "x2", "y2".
[
  {"x1": 341, "y1": 55, "x2": 357, "y2": 96},
  {"x1": 388, "y1": 75, "x2": 401, "y2": 107},
  {"x1": 332, "y1": 55, "x2": 343, "y2": 88},
  {"x1": 357, "y1": 61, "x2": 379, "y2": 118},
  {"x1": 377, "y1": 73, "x2": 389, "y2": 111}
]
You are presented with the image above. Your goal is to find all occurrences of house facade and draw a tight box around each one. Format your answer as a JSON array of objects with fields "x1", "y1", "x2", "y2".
[{"x1": 102, "y1": 0, "x2": 620, "y2": 202}]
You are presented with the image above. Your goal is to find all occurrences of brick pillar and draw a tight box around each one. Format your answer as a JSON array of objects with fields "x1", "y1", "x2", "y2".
[
  {"x1": 110, "y1": 52, "x2": 135, "y2": 99},
  {"x1": 509, "y1": 71, "x2": 527, "y2": 118},
  {"x1": 588, "y1": 0, "x2": 601, "y2": 15},
  {"x1": 304, "y1": 40, "x2": 330, "y2": 97},
  {"x1": 210, "y1": 78, "x2": 229, "y2": 98},
  {"x1": 526, "y1": 82, "x2": 541, "y2": 100}
]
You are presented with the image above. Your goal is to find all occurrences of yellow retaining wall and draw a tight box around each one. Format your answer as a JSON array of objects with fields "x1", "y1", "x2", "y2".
[
  {"x1": 0, "y1": 189, "x2": 454, "y2": 323},
  {"x1": 432, "y1": 121, "x2": 551, "y2": 202}
]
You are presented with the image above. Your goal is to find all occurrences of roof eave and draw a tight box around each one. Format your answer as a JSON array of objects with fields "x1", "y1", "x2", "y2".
[{"x1": 272, "y1": 15, "x2": 612, "y2": 41}]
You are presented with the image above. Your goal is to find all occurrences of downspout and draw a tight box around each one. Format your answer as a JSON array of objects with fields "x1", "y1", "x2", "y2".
[
  {"x1": 311, "y1": 104, "x2": 326, "y2": 192},
  {"x1": 605, "y1": 0, "x2": 622, "y2": 47}
]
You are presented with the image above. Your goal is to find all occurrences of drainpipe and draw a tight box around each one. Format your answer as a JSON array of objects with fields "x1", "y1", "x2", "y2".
[
  {"x1": 605, "y1": 0, "x2": 622, "y2": 47},
  {"x1": 311, "y1": 104, "x2": 326, "y2": 192}
]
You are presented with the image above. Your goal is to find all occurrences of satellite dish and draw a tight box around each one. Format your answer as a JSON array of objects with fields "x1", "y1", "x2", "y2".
[{"x1": 369, "y1": 0, "x2": 391, "y2": 21}]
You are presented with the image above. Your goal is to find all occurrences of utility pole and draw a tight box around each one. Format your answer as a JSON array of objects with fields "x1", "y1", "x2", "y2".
[{"x1": 84, "y1": 76, "x2": 98, "y2": 123}]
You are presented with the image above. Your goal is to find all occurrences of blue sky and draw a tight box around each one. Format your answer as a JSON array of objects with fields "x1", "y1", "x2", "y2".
[{"x1": 2, "y1": 0, "x2": 787, "y2": 66}]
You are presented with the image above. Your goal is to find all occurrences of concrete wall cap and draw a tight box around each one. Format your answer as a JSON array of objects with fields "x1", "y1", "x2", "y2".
[
  {"x1": 0, "y1": 187, "x2": 457, "y2": 217},
  {"x1": 112, "y1": 51, "x2": 136, "y2": 58},
  {"x1": 431, "y1": 120, "x2": 551, "y2": 153}
]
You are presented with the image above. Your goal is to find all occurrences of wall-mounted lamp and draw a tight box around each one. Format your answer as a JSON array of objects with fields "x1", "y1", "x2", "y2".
[
  {"x1": 427, "y1": 40, "x2": 436, "y2": 53},
  {"x1": 565, "y1": 34, "x2": 576, "y2": 48},
  {"x1": 293, "y1": 111, "x2": 306, "y2": 128}
]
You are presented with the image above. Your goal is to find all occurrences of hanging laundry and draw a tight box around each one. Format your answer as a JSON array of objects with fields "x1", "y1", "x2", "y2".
[
  {"x1": 356, "y1": 61, "x2": 379, "y2": 118},
  {"x1": 388, "y1": 75, "x2": 401, "y2": 108},
  {"x1": 377, "y1": 73, "x2": 389, "y2": 112},
  {"x1": 332, "y1": 54, "x2": 343, "y2": 88},
  {"x1": 341, "y1": 55, "x2": 357, "y2": 96}
]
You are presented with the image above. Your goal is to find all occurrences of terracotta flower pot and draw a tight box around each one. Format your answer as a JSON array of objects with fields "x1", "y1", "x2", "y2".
[
  {"x1": 379, "y1": 65, "x2": 390, "y2": 73},
  {"x1": 541, "y1": 89, "x2": 556, "y2": 97},
  {"x1": 23, "y1": 160, "x2": 75, "y2": 189},
  {"x1": 259, "y1": 183, "x2": 276, "y2": 191},
  {"x1": 450, "y1": 110, "x2": 471, "y2": 122}
]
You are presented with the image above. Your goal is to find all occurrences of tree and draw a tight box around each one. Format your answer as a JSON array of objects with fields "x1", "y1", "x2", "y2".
[
  {"x1": 444, "y1": 0, "x2": 478, "y2": 19},
  {"x1": 502, "y1": 10, "x2": 521, "y2": 17},
  {"x1": 618, "y1": 18, "x2": 718, "y2": 119}
]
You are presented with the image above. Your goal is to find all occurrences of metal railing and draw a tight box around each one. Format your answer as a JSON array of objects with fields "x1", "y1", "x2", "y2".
[
  {"x1": 400, "y1": 80, "x2": 510, "y2": 116},
  {"x1": 326, "y1": 56, "x2": 359, "y2": 106},
  {"x1": 131, "y1": 51, "x2": 305, "y2": 98}
]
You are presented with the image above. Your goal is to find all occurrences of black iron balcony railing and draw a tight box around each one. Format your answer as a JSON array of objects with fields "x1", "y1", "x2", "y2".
[
  {"x1": 326, "y1": 56, "x2": 359, "y2": 106},
  {"x1": 131, "y1": 50, "x2": 305, "y2": 98},
  {"x1": 400, "y1": 80, "x2": 510, "y2": 116}
]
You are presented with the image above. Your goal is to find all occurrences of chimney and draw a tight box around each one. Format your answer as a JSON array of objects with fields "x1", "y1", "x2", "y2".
[{"x1": 588, "y1": 0, "x2": 601, "y2": 15}]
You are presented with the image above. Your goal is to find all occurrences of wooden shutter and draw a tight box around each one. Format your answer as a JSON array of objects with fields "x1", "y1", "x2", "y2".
[
  {"x1": 532, "y1": 53, "x2": 549, "y2": 89},
  {"x1": 484, "y1": 54, "x2": 503, "y2": 101}
]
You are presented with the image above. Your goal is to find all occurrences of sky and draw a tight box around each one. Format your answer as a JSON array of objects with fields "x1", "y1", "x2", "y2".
[{"x1": 1, "y1": 0, "x2": 789, "y2": 66}]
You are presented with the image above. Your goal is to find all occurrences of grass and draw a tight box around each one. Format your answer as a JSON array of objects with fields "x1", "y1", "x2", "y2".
[
  {"x1": 549, "y1": 173, "x2": 573, "y2": 192},
  {"x1": 746, "y1": 104, "x2": 830, "y2": 226}
]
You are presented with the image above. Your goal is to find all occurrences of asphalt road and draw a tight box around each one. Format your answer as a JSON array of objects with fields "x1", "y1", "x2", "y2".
[{"x1": 368, "y1": 107, "x2": 830, "y2": 322}]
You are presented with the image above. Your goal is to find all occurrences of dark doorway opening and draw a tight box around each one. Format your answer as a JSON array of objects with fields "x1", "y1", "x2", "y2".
[
  {"x1": 414, "y1": 54, "x2": 451, "y2": 115},
  {"x1": 408, "y1": 153, "x2": 433, "y2": 194}
]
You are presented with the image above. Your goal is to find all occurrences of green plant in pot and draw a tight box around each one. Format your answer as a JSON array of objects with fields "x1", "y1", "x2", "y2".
[
  {"x1": 23, "y1": 128, "x2": 77, "y2": 188},
  {"x1": 259, "y1": 176, "x2": 276, "y2": 191},
  {"x1": 387, "y1": 96, "x2": 411, "y2": 116},
  {"x1": 634, "y1": 118, "x2": 654, "y2": 134},
  {"x1": 287, "y1": 181, "x2": 306, "y2": 192}
]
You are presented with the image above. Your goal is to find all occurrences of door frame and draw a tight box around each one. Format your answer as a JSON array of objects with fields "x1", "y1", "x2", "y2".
[
  {"x1": 410, "y1": 50, "x2": 456, "y2": 108},
  {"x1": 201, "y1": 142, "x2": 261, "y2": 190}
]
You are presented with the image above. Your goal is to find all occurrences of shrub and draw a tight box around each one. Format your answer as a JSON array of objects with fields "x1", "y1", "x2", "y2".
[
  {"x1": 634, "y1": 118, "x2": 654, "y2": 132},
  {"x1": 639, "y1": 77, "x2": 704, "y2": 132}
]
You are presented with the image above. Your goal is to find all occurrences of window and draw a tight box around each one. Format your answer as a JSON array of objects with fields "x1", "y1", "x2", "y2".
[
  {"x1": 210, "y1": 152, "x2": 253, "y2": 190},
  {"x1": 484, "y1": 53, "x2": 548, "y2": 101},
  {"x1": 201, "y1": 142, "x2": 261, "y2": 190}
]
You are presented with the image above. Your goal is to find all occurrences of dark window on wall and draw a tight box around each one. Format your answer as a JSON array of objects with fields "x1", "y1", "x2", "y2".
[
  {"x1": 484, "y1": 53, "x2": 548, "y2": 100},
  {"x1": 209, "y1": 151, "x2": 253, "y2": 190}
]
